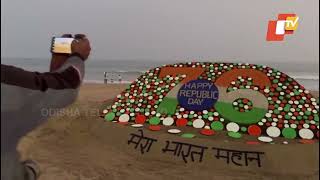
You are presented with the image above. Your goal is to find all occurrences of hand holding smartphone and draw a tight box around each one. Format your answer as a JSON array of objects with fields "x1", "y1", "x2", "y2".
[
  {"x1": 50, "y1": 34, "x2": 89, "y2": 71},
  {"x1": 50, "y1": 33, "x2": 91, "y2": 70},
  {"x1": 50, "y1": 34, "x2": 89, "y2": 55},
  {"x1": 51, "y1": 37, "x2": 75, "y2": 54}
]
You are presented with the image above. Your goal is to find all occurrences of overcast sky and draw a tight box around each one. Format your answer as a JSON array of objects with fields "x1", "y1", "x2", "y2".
[{"x1": 1, "y1": 0, "x2": 319, "y2": 65}]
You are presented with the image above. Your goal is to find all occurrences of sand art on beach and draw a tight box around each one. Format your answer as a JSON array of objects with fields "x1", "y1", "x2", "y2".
[
  {"x1": 101, "y1": 62, "x2": 319, "y2": 143},
  {"x1": 18, "y1": 83, "x2": 319, "y2": 179}
]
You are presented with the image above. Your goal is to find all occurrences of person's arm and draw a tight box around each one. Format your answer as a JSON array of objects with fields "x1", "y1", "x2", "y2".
[
  {"x1": 1, "y1": 56, "x2": 83, "y2": 91},
  {"x1": 1, "y1": 35, "x2": 91, "y2": 155},
  {"x1": 1, "y1": 55, "x2": 84, "y2": 111},
  {"x1": 0, "y1": 55, "x2": 85, "y2": 152},
  {"x1": 1, "y1": 35, "x2": 90, "y2": 109}
]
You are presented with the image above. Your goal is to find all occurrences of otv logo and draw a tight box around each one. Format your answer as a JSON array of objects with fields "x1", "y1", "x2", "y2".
[{"x1": 266, "y1": 14, "x2": 299, "y2": 41}]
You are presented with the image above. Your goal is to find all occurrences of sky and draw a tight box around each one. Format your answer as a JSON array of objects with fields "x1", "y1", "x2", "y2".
[{"x1": 1, "y1": 0, "x2": 319, "y2": 66}]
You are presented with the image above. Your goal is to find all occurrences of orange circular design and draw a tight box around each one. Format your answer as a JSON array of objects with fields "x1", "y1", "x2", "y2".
[
  {"x1": 176, "y1": 118, "x2": 188, "y2": 126},
  {"x1": 148, "y1": 125, "x2": 161, "y2": 131},
  {"x1": 200, "y1": 129, "x2": 215, "y2": 136},
  {"x1": 277, "y1": 124, "x2": 283, "y2": 128},
  {"x1": 135, "y1": 114, "x2": 146, "y2": 124},
  {"x1": 248, "y1": 125, "x2": 261, "y2": 136},
  {"x1": 246, "y1": 141, "x2": 260, "y2": 145},
  {"x1": 243, "y1": 99, "x2": 249, "y2": 104},
  {"x1": 299, "y1": 139, "x2": 315, "y2": 144},
  {"x1": 118, "y1": 122, "x2": 129, "y2": 125}
]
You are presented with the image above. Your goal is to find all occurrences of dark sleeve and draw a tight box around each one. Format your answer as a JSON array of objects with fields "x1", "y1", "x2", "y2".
[
  {"x1": 1, "y1": 55, "x2": 85, "y2": 112},
  {"x1": 1, "y1": 56, "x2": 86, "y2": 153},
  {"x1": 1, "y1": 57, "x2": 82, "y2": 91}
]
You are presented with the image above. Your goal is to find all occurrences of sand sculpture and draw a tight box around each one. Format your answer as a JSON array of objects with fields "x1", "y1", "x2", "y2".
[{"x1": 102, "y1": 62, "x2": 319, "y2": 142}]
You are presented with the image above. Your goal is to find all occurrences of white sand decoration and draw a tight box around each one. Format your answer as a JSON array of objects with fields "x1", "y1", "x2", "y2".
[
  {"x1": 162, "y1": 117, "x2": 174, "y2": 126},
  {"x1": 226, "y1": 122, "x2": 240, "y2": 132},
  {"x1": 167, "y1": 129, "x2": 182, "y2": 134},
  {"x1": 258, "y1": 136, "x2": 273, "y2": 143},
  {"x1": 192, "y1": 119, "x2": 205, "y2": 128},
  {"x1": 119, "y1": 114, "x2": 130, "y2": 122},
  {"x1": 131, "y1": 124, "x2": 144, "y2": 128},
  {"x1": 266, "y1": 127, "x2": 281, "y2": 137},
  {"x1": 299, "y1": 128, "x2": 314, "y2": 139}
]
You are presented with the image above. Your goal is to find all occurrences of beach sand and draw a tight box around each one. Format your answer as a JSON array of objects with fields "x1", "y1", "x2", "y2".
[{"x1": 17, "y1": 84, "x2": 319, "y2": 180}]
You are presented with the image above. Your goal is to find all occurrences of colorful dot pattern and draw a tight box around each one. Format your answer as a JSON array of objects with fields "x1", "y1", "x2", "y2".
[
  {"x1": 101, "y1": 62, "x2": 319, "y2": 140},
  {"x1": 233, "y1": 98, "x2": 253, "y2": 112}
]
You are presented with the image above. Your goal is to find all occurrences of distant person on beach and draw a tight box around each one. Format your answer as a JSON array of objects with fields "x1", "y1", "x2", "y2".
[
  {"x1": 110, "y1": 73, "x2": 114, "y2": 83},
  {"x1": 104, "y1": 72, "x2": 108, "y2": 84},
  {"x1": 1, "y1": 34, "x2": 91, "y2": 180},
  {"x1": 118, "y1": 74, "x2": 122, "y2": 83}
]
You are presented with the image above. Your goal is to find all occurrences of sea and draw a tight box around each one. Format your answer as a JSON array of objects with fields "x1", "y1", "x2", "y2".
[{"x1": 1, "y1": 58, "x2": 319, "y2": 91}]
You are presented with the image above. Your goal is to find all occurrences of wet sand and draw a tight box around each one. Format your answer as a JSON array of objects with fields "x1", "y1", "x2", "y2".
[{"x1": 17, "y1": 84, "x2": 319, "y2": 180}]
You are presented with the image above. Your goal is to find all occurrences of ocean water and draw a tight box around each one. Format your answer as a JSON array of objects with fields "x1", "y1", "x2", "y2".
[{"x1": 1, "y1": 58, "x2": 319, "y2": 90}]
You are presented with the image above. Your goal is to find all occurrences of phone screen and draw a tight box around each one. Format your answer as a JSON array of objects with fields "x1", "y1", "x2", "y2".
[{"x1": 51, "y1": 37, "x2": 74, "y2": 54}]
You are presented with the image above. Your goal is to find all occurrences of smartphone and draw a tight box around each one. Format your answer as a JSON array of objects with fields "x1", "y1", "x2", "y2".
[{"x1": 51, "y1": 37, "x2": 74, "y2": 54}]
